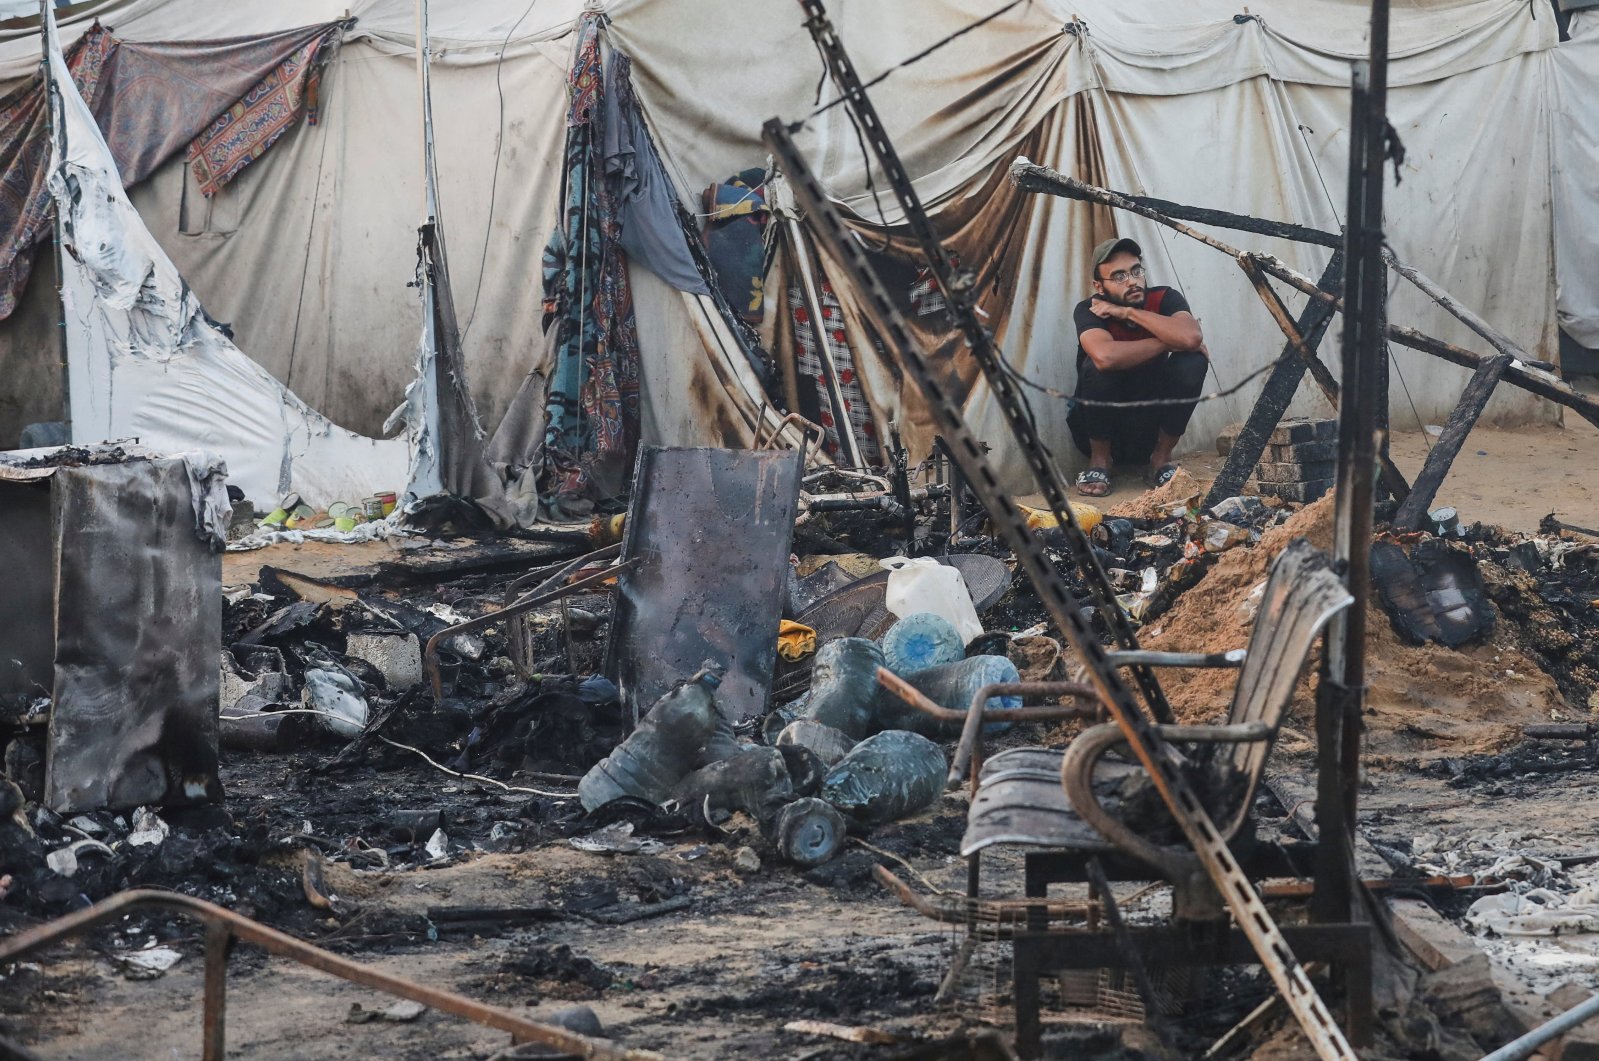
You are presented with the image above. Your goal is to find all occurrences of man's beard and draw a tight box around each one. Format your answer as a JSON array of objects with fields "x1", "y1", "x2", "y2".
[{"x1": 1103, "y1": 286, "x2": 1147, "y2": 308}]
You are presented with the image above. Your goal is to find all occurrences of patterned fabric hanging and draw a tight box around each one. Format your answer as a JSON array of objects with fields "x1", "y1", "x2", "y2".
[
  {"x1": 187, "y1": 25, "x2": 342, "y2": 198},
  {"x1": 788, "y1": 278, "x2": 879, "y2": 465},
  {"x1": 539, "y1": 13, "x2": 641, "y2": 512}
]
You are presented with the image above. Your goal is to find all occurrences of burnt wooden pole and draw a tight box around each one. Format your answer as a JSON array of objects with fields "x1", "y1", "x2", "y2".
[{"x1": 1315, "y1": 1, "x2": 1391, "y2": 924}]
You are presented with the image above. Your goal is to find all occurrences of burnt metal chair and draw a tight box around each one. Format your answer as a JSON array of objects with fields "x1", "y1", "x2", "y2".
[{"x1": 894, "y1": 538, "x2": 1367, "y2": 1055}]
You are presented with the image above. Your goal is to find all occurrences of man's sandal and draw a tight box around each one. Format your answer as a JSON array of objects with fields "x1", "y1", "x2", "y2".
[
  {"x1": 1076, "y1": 467, "x2": 1111, "y2": 497},
  {"x1": 1147, "y1": 463, "x2": 1180, "y2": 488}
]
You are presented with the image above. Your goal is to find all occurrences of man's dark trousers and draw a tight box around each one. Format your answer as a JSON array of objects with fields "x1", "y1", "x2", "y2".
[{"x1": 1067, "y1": 350, "x2": 1208, "y2": 464}]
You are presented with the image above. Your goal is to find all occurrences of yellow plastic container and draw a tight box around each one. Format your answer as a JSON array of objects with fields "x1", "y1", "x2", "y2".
[{"x1": 1017, "y1": 502, "x2": 1102, "y2": 535}]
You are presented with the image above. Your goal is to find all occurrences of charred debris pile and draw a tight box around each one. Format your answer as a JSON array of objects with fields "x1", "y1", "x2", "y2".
[{"x1": 2, "y1": 453, "x2": 1597, "y2": 930}]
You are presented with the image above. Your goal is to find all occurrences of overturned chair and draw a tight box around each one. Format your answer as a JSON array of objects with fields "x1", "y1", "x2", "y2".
[{"x1": 881, "y1": 538, "x2": 1366, "y2": 1055}]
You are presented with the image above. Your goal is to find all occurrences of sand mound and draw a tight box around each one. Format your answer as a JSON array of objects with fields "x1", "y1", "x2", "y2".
[
  {"x1": 1107, "y1": 467, "x2": 1206, "y2": 520},
  {"x1": 1131, "y1": 495, "x2": 1562, "y2": 760}
]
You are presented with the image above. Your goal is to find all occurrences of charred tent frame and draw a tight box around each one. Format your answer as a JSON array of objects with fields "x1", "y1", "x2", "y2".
[{"x1": 759, "y1": 0, "x2": 1428, "y2": 1056}]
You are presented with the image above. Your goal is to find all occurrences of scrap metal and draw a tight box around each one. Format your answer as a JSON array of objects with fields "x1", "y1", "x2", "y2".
[
  {"x1": 425, "y1": 555, "x2": 630, "y2": 699},
  {"x1": 607, "y1": 446, "x2": 804, "y2": 723},
  {"x1": 0, "y1": 454, "x2": 222, "y2": 813},
  {"x1": 778, "y1": 3, "x2": 1359, "y2": 1056}
]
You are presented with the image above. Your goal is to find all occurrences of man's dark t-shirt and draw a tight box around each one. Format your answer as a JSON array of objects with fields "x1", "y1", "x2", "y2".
[{"x1": 1073, "y1": 286, "x2": 1190, "y2": 369}]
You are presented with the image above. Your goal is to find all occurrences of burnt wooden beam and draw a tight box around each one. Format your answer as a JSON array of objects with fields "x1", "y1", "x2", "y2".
[
  {"x1": 1239, "y1": 255, "x2": 1343, "y2": 401},
  {"x1": 1386, "y1": 255, "x2": 1547, "y2": 367},
  {"x1": 1011, "y1": 161, "x2": 1599, "y2": 431},
  {"x1": 1204, "y1": 254, "x2": 1344, "y2": 507},
  {"x1": 1250, "y1": 255, "x2": 1599, "y2": 430},
  {"x1": 1106, "y1": 191, "x2": 1341, "y2": 249},
  {"x1": 1391, "y1": 354, "x2": 1513, "y2": 530}
]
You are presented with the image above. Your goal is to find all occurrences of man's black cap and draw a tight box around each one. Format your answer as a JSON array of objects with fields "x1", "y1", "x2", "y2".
[{"x1": 1092, "y1": 236, "x2": 1142, "y2": 271}]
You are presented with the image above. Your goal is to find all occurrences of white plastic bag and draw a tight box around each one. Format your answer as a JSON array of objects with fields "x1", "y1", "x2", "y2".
[{"x1": 879, "y1": 557, "x2": 984, "y2": 644}]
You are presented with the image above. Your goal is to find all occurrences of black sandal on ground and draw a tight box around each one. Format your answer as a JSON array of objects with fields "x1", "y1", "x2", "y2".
[
  {"x1": 1147, "y1": 462, "x2": 1180, "y2": 488},
  {"x1": 1076, "y1": 467, "x2": 1111, "y2": 497}
]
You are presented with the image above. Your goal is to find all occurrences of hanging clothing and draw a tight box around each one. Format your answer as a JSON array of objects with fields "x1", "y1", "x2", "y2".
[
  {"x1": 540, "y1": 13, "x2": 642, "y2": 511},
  {"x1": 702, "y1": 167, "x2": 769, "y2": 323},
  {"x1": 601, "y1": 52, "x2": 707, "y2": 295},
  {"x1": 788, "y1": 277, "x2": 880, "y2": 465}
]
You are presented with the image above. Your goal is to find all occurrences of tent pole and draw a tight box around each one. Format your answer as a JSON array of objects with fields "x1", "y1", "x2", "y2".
[
  {"x1": 414, "y1": 0, "x2": 439, "y2": 228},
  {"x1": 404, "y1": 0, "x2": 446, "y2": 502},
  {"x1": 41, "y1": 0, "x2": 70, "y2": 443}
]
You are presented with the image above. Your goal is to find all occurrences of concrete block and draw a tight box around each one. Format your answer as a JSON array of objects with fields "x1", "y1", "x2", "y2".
[
  {"x1": 1256, "y1": 459, "x2": 1337, "y2": 484},
  {"x1": 1267, "y1": 440, "x2": 1340, "y2": 463},
  {"x1": 1421, "y1": 953, "x2": 1525, "y2": 1049},
  {"x1": 1216, "y1": 422, "x2": 1244, "y2": 456},
  {"x1": 1390, "y1": 898, "x2": 1480, "y2": 971},
  {"x1": 1268, "y1": 417, "x2": 1337, "y2": 445},
  {"x1": 1546, "y1": 982, "x2": 1599, "y2": 1061},
  {"x1": 1255, "y1": 478, "x2": 1333, "y2": 503}
]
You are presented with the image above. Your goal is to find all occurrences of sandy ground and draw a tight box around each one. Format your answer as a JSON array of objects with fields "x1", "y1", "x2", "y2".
[{"x1": 1074, "y1": 421, "x2": 1599, "y2": 534}]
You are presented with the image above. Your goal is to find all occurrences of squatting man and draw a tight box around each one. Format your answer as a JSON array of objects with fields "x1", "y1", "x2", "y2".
[{"x1": 1068, "y1": 236, "x2": 1209, "y2": 497}]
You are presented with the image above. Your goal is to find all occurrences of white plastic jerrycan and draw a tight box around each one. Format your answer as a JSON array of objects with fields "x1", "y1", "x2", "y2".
[{"x1": 879, "y1": 557, "x2": 984, "y2": 645}]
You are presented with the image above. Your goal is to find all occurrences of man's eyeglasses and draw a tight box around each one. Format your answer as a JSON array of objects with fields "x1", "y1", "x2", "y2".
[{"x1": 1103, "y1": 264, "x2": 1146, "y2": 284}]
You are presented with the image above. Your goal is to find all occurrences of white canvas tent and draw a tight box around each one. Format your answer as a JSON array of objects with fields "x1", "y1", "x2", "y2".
[{"x1": 0, "y1": 0, "x2": 1592, "y2": 492}]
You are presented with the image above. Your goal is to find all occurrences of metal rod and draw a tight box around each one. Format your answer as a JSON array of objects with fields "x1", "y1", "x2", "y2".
[
  {"x1": 876, "y1": 668, "x2": 1099, "y2": 787},
  {"x1": 0, "y1": 890, "x2": 658, "y2": 1060},
  {"x1": 1106, "y1": 649, "x2": 1246, "y2": 668},
  {"x1": 1479, "y1": 992, "x2": 1599, "y2": 1061},
  {"x1": 424, "y1": 561, "x2": 629, "y2": 698},
  {"x1": 753, "y1": 410, "x2": 825, "y2": 458},
  {"x1": 504, "y1": 541, "x2": 623, "y2": 603},
  {"x1": 1525, "y1": 723, "x2": 1598, "y2": 740},
  {"x1": 202, "y1": 922, "x2": 229, "y2": 1061},
  {"x1": 415, "y1": 0, "x2": 440, "y2": 228}
]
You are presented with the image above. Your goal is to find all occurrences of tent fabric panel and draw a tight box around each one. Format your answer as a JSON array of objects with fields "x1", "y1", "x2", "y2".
[
  {"x1": 1552, "y1": 11, "x2": 1599, "y2": 347},
  {"x1": 48, "y1": 10, "x2": 414, "y2": 508}
]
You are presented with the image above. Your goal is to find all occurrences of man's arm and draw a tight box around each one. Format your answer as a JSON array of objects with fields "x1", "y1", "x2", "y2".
[
  {"x1": 1089, "y1": 302, "x2": 1205, "y2": 352},
  {"x1": 1080, "y1": 329, "x2": 1170, "y2": 372}
]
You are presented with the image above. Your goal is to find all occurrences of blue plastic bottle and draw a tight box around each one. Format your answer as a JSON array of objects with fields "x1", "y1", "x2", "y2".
[{"x1": 879, "y1": 612, "x2": 965, "y2": 675}]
